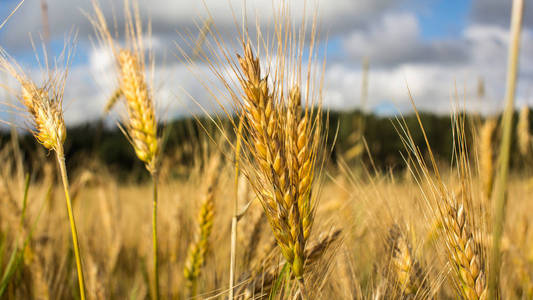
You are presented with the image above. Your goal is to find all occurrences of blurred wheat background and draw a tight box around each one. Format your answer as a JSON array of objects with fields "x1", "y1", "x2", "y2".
[{"x1": 0, "y1": 0, "x2": 532, "y2": 299}]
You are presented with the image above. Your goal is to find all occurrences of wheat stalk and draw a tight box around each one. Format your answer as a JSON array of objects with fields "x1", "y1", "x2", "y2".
[
  {"x1": 517, "y1": 105, "x2": 531, "y2": 157},
  {"x1": 0, "y1": 50, "x2": 86, "y2": 300},
  {"x1": 89, "y1": 2, "x2": 161, "y2": 298},
  {"x1": 479, "y1": 118, "x2": 497, "y2": 200},
  {"x1": 489, "y1": 0, "x2": 525, "y2": 297},
  {"x1": 229, "y1": 115, "x2": 245, "y2": 299},
  {"x1": 237, "y1": 229, "x2": 340, "y2": 299}
]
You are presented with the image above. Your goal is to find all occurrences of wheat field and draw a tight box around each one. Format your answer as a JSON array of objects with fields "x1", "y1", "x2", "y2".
[{"x1": 0, "y1": 0, "x2": 532, "y2": 299}]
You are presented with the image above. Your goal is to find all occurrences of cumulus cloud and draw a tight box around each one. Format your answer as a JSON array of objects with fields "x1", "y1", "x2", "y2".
[{"x1": 342, "y1": 13, "x2": 469, "y2": 66}]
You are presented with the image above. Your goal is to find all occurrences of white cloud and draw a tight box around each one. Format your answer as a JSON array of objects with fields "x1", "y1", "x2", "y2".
[
  {"x1": 342, "y1": 12, "x2": 468, "y2": 66},
  {"x1": 323, "y1": 8, "x2": 533, "y2": 116},
  {"x1": 2, "y1": 0, "x2": 533, "y2": 128}
]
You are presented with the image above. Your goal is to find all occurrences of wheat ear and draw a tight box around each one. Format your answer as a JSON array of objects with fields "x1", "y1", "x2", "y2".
[
  {"x1": 103, "y1": 87, "x2": 123, "y2": 114},
  {"x1": 237, "y1": 44, "x2": 318, "y2": 283},
  {"x1": 118, "y1": 48, "x2": 161, "y2": 300},
  {"x1": 443, "y1": 203, "x2": 487, "y2": 300},
  {"x1": 183, "y1": 160, "x2": 218, "y2": 297},
  {"x1": 118, "y1": 49, "x2": 159, "y2": 174},
  {"x1": 387, "y1": 225, "x2": 428, "y2": 298},
  {"x1": 0, "y1": 53, "x2": 86, "y2": 300}
]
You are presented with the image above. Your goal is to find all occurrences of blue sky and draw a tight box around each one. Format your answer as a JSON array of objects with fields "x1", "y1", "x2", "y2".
[
  {"x1": 1, "y1": 0, "x2": 532, "y2": 125},
  {"x1": 416, "y1": 0, "x2": 471, "y2": 39}
]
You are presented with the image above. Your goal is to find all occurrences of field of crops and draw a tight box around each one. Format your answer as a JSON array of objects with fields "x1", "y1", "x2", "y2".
[{"x1": 0, "y1": 0, "x2": 531, "y2": 299}]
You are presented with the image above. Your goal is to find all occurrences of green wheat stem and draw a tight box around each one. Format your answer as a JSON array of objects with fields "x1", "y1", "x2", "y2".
[
  {"x1": 152, "y1": 173, "x2": 160, "y2": 300},
  {"x1": 56, "y1": 151, "x2": 86, "y2": 300},
  {"x1": 488, "y1": 0, "x2": 524, "y2": 298}
]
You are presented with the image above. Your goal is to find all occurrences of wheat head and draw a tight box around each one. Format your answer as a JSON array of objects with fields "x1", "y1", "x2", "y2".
[
  {"x1": 0, "y1": 50, "x2": 66, "y2": 154},
  {"x1": 17, "y1": 78, "x2": 66, "y2": 153},
  {"x1": 236, "y1": 43, "x2": 321, "y2": 279},
  {"x1": 118, "y1": 49, "x2": 159, "y2": 173},
  {"x1": 443, "y1": 203, "x2": 487, "y2": 300},
  {"x1": 90, "y1": 0, "x2": 159, "y2": 174},
  {"x1": 387, "y1": 225, "x2": 428, "y2": 298},
  {"x1": 183, "y1": 160, "x2": 218, "y2": 297}
]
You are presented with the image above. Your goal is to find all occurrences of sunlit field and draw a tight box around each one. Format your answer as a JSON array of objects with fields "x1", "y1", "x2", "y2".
[{"x1": 0, "y1": 0, "x2": 532, "y2": 299}]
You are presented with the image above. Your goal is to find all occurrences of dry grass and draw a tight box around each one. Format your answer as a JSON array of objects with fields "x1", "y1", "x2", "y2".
[{"x1": 1, "y1": 158, "x2": 532, "y2": 299}]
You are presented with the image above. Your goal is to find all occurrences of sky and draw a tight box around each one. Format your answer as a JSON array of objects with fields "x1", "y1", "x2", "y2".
[{"x1": 0, "y1": 0, "x2": 532, "y2": 125}]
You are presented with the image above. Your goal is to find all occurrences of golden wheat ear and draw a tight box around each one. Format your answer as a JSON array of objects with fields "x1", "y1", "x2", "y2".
[
  {"x1": 0, "y1": 48, "x2": 87, "y2": 300},
  {"x1": 386, "y1": 225, "x2": 430, "y2": 299},
  {"x1": 118, "y1": 49, "x2": 159, "y2": 174},
  {"x1": 178, "y1": 2, "x2": 325, "y2": 298},
  {"x1": 442, "y1": 202, "x2": 487, "y2": 300},
  {"x1": 90, "y1": 1, "x2": 160, "y2": 174},
  {"x1": 0, "y1": 53, "x2": 66, "y2": 153},
  {"x1": 183, "y1": 156, "x2": 219, "y2": 297}
]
